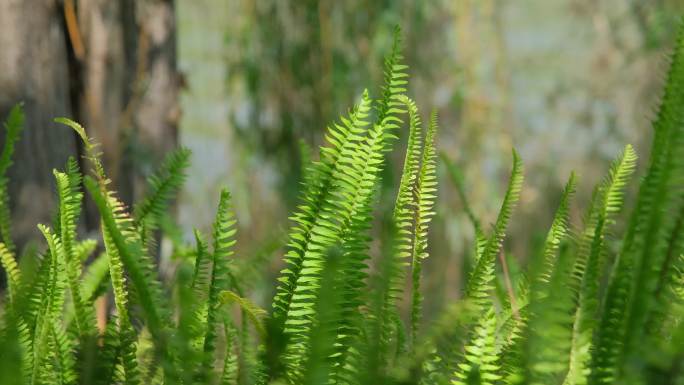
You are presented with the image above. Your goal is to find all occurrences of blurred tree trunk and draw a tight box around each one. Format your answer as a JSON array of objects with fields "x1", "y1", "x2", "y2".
[
  {"x1": 0, "y1": 0, "x2": 179, "y2": 251},
  {"x1": 0, "y1": 0, "x2": 79, "y2": 249}
]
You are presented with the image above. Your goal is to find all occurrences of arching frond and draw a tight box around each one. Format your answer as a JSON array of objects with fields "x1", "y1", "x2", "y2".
[{"x1": 466, "y1": 150, "x2": 524, "y2": 308}]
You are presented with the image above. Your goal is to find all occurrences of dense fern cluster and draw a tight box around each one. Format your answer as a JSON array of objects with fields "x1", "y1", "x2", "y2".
[{"x1": 1, "y1": 25, "x2": 684, "y2": 385}]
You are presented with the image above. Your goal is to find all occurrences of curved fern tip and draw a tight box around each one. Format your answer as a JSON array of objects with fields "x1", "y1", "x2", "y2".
[{"x1": 54, "y1": 117, "x2": 88, "y2": 144}]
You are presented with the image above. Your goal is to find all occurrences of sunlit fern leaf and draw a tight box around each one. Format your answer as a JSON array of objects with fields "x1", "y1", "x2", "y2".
[
  {"x1": 220, "y1": 321, "x2": 239, "y2": 385},
  {"x1": 102, "y1": 221, "x2": 140, "y2": 385},
  {"x1": 33, "y1": 225, "x2": 67, "y2": 385},
  {"x1": 363, "y1": 95, "x2": 422, "y2": 378},
  {"x1": 54, "y1": 159, "x2": 98, "y2": 341},
  {"x1": 203, "y1": 189, "x2": 238, "y2": 380},
  {"x1": 133, "y1": 147, "x2": 191, "y2": 231},
  {"x1": 376, "y1": 25, "x2": 408, "y2": 134},
  {"x1": 452, "y1": 309, "x2": 502, "y2": 385},
  {"x1": 271, "y1": 95, "x2": 369, "y2": 326},
  {"x1": 388, "y1": 95, "x2": 423, "y2": 323},
  {"x1": 0, "y1": 103, "x2": 24, "y2": 252},
  {"x1": 410, "y1": 110, "x2": 439, "y2": 346},
  {"x1": 60, "y1": 115, "x2": 174, "y2": 362},
  {"x1": 59, "y1": 117, "x2": 156, "y2": 381},
  {"x1": 466, "y1": 150, "x2": 524, "y2": 309},
  {"x1": 0, "y1": 241, "x2": 28, "y2": 382},
  {"x1": 0, "y1": 242, "x2": 21, "y2": 307},
  {"x1": 301, "y1": 88, "x2": 404, "y2": 383},
  {"x1": 275, "y1": 92, "x2": 377, "y2": 381},
  {"x1": 272, "y1": 31, "x2": 408, "y2": 367}
]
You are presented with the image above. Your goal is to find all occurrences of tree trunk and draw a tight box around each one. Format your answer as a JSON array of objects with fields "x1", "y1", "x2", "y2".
[
  {"x1": 0, "y1": 0, "x2": 179, "y2": 251},
  {"x1": 0, "y1": 0, "x2": 79, "y2": 248}
]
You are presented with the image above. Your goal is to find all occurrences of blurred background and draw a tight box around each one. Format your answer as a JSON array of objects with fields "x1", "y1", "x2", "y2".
[{"x1": 1, "y1": 0, "x2": 683, "y2": 314}]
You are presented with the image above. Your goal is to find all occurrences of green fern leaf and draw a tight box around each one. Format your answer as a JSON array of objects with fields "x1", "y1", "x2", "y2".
[
  {"x1": 54, "y1": 159, "x2": 98, "y2": 341},
  {"x1": 0, "y1": 103, "x2": 23, "y2": 253},
  {"x1": 133, "y1": 147, "x2": 191, "y2": 230},
  {"x1": 466, "y1": 150, "x2": 524, "y2": 308},
  {"x1": 202, "y1": 189, "x2": 238, "y2": 379},
  {"x1": 410, "y1": 110, "x2": 439, "y2": 345}
]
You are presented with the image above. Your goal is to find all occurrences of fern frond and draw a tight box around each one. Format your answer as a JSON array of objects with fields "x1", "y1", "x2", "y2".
[
  {"x1": 133, "y1": 147, "x2": 191, "y2": 229},
  {"x1": 80, "y1": 252, "x2": 110, "y2": 304},
  {"x1": 410, "y1": 110, "x2": 439, "y2": 345},
  {"x1": 202, "y1": 189, "x2": 238, "y2": 379},
  {"x1": 0, "y1": 103, "x2": 24, "y2": 252},
  {"x1": 376, "y1": 25, "x2": 409, "y2": 134},
  {"x1": 220, "y1": 290, "x2": 266, "y2": 338},
  {"x1": 525, "y1": 236, "x2": 577, "y2": 385},
  {"x1": 191, "y1": 229, "x2": 212, "y2": 299},
  {"x1": 33, "y1": 225, "x2": 67, "y2": 385},
  {"x1": 466, "y1": 150, "x2": 524, "y2": 308},
  {"x1": 220, "y1": 321, "x2": 239, "y2": 385},
  {"x1": 54, "y1": 159, "x2": 98, "y2": 341},
  {"x1": 588, "y1": 27, "x2": 684, "y2": 379},
  {"x1": 54, "y1": 118, "x2": 108, "y2": 184},
  {"x1": 273, "y1": 93, "x2": 376, "y2": 377},
  {"x1": 0, "y1": 103, "x2": 25, "y2": 177},
  {"x1": 562, "y1": 145, "x2": 637, "y2": 385},
  {"x1": 537, "y1": 172, "x2": 577, "y2": 285},
  {"x1": 75, "y1": 239, "x2": 97, "y2": 262},
  {"x1": 84, "y1": 176, "x2": 171, "y2": 379},
  {"x1": 390, "y1": 95, "x2": 423, "y2": 312},
  {"x1": 451, "y1": 309, "x2": 502, "y2": 385},
  {"x1": 50, "y1": 324, "x2": 78, "y2": 385},
  {"x1": 0, "y1": 242, "x2": 21, "y2": 307},
  {"x1": 272, "y1": 93, "x2": 372, "y2": 324},
  {"x1": 613, "y1": 29, "x2": 684, "y2": 377}
]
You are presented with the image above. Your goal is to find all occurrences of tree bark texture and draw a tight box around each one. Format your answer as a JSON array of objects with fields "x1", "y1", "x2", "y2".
[{"x1": 0, "y1": 0, "x2": 179, "y2": 250}]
